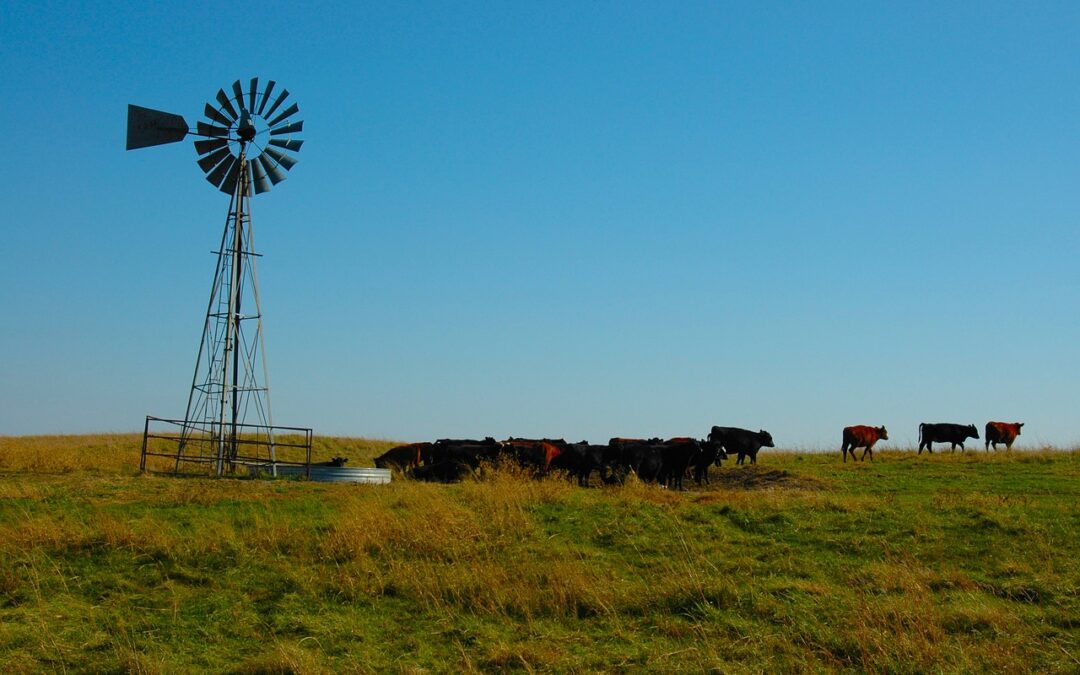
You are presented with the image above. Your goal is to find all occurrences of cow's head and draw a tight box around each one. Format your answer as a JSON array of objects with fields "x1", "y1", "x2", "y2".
[
  {"x1": 967, "y1": 424, "x2": 979, "y2": 439},
  {"x1": 703, "y1": 440, "x2": 728, "y2": 466},
  {"x1": 878, "y1": 426, "x2": 889, "y2": 440},
  {"x1": 715, "y1": 446, "x2": 729, "y2": 464},
  {"x1": 331, "y1": 456, "x2": 348, "y2": 467},
  {"x1": 1017, "y1": 423, "x2": 1025, "y2": 431},
  {"x1": 759, "y1": 430, "x2": 775, "y2": 447}
]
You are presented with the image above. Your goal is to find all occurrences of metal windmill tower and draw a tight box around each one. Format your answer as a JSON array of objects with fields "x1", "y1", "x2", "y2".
[{"x1": 128, "y1": 78, "x2": 312, "y2": 476}]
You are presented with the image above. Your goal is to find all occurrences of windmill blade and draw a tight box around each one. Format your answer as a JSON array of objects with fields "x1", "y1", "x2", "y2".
[
  {"x1": 203, "y1": 103, "x2": 232, "y2": 127},
  {"x1": 266, "y1": 102, "x2": 299, "y2": 128},
  {"x1": 269, "y1": 120, "x2": 303, "y2": 136},
  {"x1": 219, "y1": 159, "x2": 242, "y2": 195},
  {"x1": 197, "y1": 121, "x2": 230, "y2": 138},
  {"x1": 215, "y1": 89, "x2": 238, "y2": 121},
  {"x1": 206, "y1": 154, "x2": 237, "y2": 188},
  {"x1": 250, "y1": 156, "x2": 273, "y2": 194},
  {"x1": 262, "y1": 146, "x2": 298, "y2": 170},
  {"x1": 268, "y1": 138, "x2": 303, "y2": 152},
  {"x1": 257, "y1": 154, "x2": 287, "y2": 185},
  {"x1": 126, "y1": 104, "x2": 189, "y2": 150},
  {"x1": 197, "y1": 147, "x2": 232, "y2": 173},
  {"x1": 194, "y1": 138, "x2": 229, "y2": 155},
  {"x1": 248, "y1": 78, "x2": 258, "y2": 112},
  {"x1": 231, "y1": 81, "x2": 247, "y2": 113},
  {"x1": 263, "y1": 89, "x2": 290, "y2": 120},
  {"x1": 257, "y1": 80, "x2": 276, "y2": 115}
]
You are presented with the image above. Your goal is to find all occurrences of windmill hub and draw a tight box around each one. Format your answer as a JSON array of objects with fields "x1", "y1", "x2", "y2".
[{"x1": 237, "y1": 111, "x2": 257, "y2": 142}]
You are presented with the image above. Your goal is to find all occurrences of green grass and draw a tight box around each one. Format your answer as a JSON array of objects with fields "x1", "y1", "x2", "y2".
[{"x1": 0, "y1": 435, "x2": 1078, "y2": 672}]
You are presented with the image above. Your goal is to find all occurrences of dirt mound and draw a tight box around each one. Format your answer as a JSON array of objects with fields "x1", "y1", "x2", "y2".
[{"x1": 708, "y1": 466, "x2": 823, "y2": 491}]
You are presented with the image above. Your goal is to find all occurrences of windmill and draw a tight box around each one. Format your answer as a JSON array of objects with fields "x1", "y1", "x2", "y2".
[{"x1": 128, "y1": 78, "x2": 311, "y2": 476}]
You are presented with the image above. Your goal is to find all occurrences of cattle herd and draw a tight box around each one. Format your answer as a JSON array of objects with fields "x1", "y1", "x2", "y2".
[{"x1": 367, "y1": 421, "x2": 1024, "y2": 486}]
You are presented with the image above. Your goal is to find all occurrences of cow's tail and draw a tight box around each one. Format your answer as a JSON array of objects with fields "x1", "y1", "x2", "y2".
[{"x1": 918, "y1": 423, "x2": 924, "y2": 445}]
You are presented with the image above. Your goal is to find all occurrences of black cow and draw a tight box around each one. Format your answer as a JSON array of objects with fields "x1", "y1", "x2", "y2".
[
  {"x1": 655, "y1": 438, "x2": 701, "y2": 491},
  {"x1": 429, "y1": 438, "x2": 501, "y2": 468},
  {"x1": 313, "y1": 456, "x2": 348, "y2": 467},
  {"x1": 690, "y1": 440, "x2": 728, "y2": 485},
  {"x1": 918, "y1": 423, "x2": 979, "y2": 454},
  {"x1": 608, "y1": 438, "x2": 664, "y2": 483},
  {"x1": 410, "y1": 461, "x2": 475, "y2": 483},
  {"x1": 550, "y1": 441, "x2": 607, "y2": 487},
  {"x1": 708, "y1": 426, "x2": 774, "y2": 465}
]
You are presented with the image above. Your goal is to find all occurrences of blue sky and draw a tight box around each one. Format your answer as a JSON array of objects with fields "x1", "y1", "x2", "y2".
[{"x1": 1, "y1": 1, "x2": 1077, "y2": 448}]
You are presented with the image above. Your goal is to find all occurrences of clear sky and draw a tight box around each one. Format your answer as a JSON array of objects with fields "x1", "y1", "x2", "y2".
[{"x1": 1, "y1": 1, "x2": 1077, "y2": 448}]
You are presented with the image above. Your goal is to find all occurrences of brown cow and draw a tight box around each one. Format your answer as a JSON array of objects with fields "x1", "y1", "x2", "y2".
[
  {"x1": 374, "y1": 442, "x2": 429, "y2": 472},
  {"x1": 985, "y1": 422, "x2": 1023, "y2": 451},
  {"x1": 500, "y1": 439, "x2": 563, "y2": 473},
  {"x1": 841, "y1": 425, "x2": 888, "y2": 462}
]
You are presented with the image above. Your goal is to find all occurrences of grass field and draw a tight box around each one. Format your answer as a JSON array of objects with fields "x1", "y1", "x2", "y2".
[{"x1": 0, "y1": 435, "x2": 1077, "y2": 673}]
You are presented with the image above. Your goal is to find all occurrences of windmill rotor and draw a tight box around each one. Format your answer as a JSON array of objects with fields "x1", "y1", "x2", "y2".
[
  {"x1": 195, "y1": 78, "x2": 304, "y2": 195},
  {"x1": 126, "y1": 77, "x2": 303, "y2": 195}
]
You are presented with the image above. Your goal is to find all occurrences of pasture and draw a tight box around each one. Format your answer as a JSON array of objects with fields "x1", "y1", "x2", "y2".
[{"x1": 0, "y1": 435, "x2": 1077, "y2": 672}]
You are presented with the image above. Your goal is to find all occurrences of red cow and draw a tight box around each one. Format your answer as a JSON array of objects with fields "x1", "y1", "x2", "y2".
[
  {"x1": 374, "y1": 443, "x2": 429, "y2": 471},
  {"x1": 985, "y1": 422, "x2": 1023, "y2": 451},
  {"x1": 841, "y1": 425, "x2": 888, "y2": 462},
  {"x1": 500, "y1": 439, "x2": 564, "y2": 473}
]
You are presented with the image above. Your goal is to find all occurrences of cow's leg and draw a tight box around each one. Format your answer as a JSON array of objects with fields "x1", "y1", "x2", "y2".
[{"x1": 842, "y1": 444, "x2": 849, "y2": 463}]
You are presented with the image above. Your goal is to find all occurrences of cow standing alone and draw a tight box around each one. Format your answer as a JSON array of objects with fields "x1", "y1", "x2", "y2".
[
  {"x1": 985, "y1": 421, "x2": 1023, "y2": 451},
  {"x1": 918, "y1": 423, "x2": 979, "y2": 454},
  {"x1": 840, "y1": 425, "x2": 888, "y2": 462},
  {"x1": 708, "y1": 426, "x2": 774, "y2": 465}
]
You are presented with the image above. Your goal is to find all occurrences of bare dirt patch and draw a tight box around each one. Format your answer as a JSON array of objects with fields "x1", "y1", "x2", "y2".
[{"x1": 705, "y1": 465, "x2": 825, "y2": 491}]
